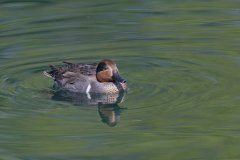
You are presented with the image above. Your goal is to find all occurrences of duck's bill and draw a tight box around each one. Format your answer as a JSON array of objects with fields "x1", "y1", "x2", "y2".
[{"x1": 113, "y1": 72, "x2": 126, "y2": 83}]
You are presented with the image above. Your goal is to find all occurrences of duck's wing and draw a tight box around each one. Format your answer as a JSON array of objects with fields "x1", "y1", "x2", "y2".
[
  {"x1": 62, "y1": 71, "x2": 83, "y2": 85},
  {"x1": 43, "y1": 62, "x2": 98, "y2": 80},
  {"x1": 53, "y1": 71, "x2": 91, "y2": 92}
]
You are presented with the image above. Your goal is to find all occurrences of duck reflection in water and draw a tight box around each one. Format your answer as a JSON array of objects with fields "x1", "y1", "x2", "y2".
[
  {"x1": 98, "y1": 103, "x2": 122, "y2": 127},
  {"x1": 51, "y1": 90, "x2": 127, "y2": 127}
]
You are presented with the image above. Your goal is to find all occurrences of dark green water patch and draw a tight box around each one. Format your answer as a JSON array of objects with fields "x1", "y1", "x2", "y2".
[{"x1": 0, "y1": 0, "x2": 240, "y2": 159}]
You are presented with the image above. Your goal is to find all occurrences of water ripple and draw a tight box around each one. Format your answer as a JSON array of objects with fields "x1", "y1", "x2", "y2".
[
  {"x1": 121, "y1": 56, "x2": 220, "y2": 113},
  {"x1": 0, "y1": 0, "x2": 53, "y2": 9}
]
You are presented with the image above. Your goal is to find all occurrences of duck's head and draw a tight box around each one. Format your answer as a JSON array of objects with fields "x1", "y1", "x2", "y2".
[{"x1": 96, "y1": 59, "x2": 126, "y2": 83}]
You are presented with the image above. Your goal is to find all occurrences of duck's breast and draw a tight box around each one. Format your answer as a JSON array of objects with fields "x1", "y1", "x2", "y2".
[{"x1": 90, "y1": 80, "x2": 127, "y2": 94}]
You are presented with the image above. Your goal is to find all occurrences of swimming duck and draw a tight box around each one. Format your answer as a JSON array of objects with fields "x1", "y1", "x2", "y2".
[{"x1": 43, "y1": 59, "x2": 127, "y2": 94}]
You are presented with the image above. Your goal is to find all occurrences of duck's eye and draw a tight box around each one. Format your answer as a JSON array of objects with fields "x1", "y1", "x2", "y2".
[
  {"x1": 96, "y1": 62, "x2": 108, "y2": 72},
  {"x1": 103, "y1": 67, "x2": 108, "y2": 70}
]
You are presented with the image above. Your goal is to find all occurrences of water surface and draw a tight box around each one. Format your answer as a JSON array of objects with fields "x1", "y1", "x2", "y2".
[{"x1": 0, "y1": 0, "x2": 240, "y2": 159}]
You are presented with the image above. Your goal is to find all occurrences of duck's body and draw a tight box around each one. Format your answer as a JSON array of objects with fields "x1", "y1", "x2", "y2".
[{"x1": 43, "y1": 59, "x2": 127, "y2": 94}]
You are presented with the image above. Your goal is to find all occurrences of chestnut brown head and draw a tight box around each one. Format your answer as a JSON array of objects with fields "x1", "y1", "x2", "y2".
[{"x1": 96, "y1": 59, "x2": 126, "y2": 83}]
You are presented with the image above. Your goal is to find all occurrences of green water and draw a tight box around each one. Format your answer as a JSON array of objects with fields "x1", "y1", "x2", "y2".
[{"x1": 1, "y1": 0, "x2": 240, "y2": 159}]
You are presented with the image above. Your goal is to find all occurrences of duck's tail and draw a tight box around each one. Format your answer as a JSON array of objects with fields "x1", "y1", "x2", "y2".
[
  {"x1": 43, "y1": 61, "x2": 75, "y2": 80},
  {"x1": 43, "y1": 70, "x2": 54, "y2": 79},
  {"x1": 43, "y1": 65, "x2": 58, "y2": 79}
]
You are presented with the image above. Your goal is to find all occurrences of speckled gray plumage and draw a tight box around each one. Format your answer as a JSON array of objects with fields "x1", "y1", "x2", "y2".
[{"x1": 45, "y1": 62, "x2": 127, "y2": 93}]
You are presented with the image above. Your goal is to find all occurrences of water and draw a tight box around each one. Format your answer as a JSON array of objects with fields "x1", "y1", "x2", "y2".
[{"x1": 0, "y1": 0, "x2": 240, "y2": 159}]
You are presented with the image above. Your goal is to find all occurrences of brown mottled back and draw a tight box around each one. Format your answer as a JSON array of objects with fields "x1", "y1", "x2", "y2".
[{"x1": 47, "y1": 62, "x2": 98, "y2": 80}]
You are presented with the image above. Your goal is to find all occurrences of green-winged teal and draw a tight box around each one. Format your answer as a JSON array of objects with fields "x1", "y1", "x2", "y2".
[{"x1": 43, "y1": 59, "x2": 127, "y2": 95}]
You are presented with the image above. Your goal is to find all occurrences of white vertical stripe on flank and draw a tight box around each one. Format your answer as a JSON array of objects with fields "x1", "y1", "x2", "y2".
[{"x1": 86, "y1": 84, "x2": 91, "y2": 99}]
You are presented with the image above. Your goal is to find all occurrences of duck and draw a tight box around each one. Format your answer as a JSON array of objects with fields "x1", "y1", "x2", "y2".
[{"x1": 43, "y1": 59, "x2": 127, "y2": 95}]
